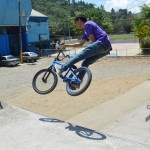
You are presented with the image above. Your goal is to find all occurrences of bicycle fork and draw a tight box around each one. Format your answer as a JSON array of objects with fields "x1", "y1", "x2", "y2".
[{"x1": 42, "y1": 67, "x2": 53, "y2": 83}]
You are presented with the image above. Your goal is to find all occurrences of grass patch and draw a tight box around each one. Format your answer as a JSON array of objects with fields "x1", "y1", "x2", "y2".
[{"x1": 109, "y1": 34, "x2": 138, "y2": 41}]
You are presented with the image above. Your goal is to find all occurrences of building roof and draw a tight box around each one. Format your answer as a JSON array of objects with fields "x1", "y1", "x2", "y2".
[{"x1": 30, "y1": 9, "x2": 48, "y2": 17}]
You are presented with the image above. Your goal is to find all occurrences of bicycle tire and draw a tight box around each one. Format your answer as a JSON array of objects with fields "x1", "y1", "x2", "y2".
[
  {"x1": 32, "y1": 69, "x2": 58, "y2": 94},
  {"x1": 76, "y1": 128, "x2": 106, "y2": 140},
  {"x1": 66, "y1": 67, "x2": 92, "y2": 96}
]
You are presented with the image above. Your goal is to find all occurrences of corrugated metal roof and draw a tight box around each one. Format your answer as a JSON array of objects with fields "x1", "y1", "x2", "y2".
[
  {"x1": 30, "y1": 9, "x2": 48, "y2": 18},
  {"x1": 0, "y1": 0, "x2": 32, "y2": 26}
]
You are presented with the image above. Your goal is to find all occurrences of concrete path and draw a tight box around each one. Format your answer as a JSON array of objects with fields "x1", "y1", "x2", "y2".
[
  {"x1": 56, "y1": 43, "x2": 141, "y2": 57},
  {"x1": 49, "y1": 43, "x2": 141, "y2": 57},
  {"x1": 0, "y1": 81, "x2": 150, "y2": 150},
  {"x1": 111, "y1": 43, "x2": 140, "y2": 56},
  {"x1": 67, "y1": 81, "x2": 150, "y2": 145}
]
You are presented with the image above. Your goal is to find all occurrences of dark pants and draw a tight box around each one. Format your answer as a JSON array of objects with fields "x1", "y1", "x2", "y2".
[
  {"x1": 64, "y1": 41, "x2": 112, "y2": 80},
  {"x1": 64, "y1": 41, "x2": 111, "y2": 68}
]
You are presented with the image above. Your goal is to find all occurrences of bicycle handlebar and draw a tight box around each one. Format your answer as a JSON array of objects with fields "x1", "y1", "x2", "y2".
[{"x1": 56, "y1": 48, "x2": 70, "y2": 61}]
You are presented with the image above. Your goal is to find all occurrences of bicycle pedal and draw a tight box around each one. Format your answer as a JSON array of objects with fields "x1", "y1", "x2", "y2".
[{"x1": 70, "y1": 81, "x2": 80, "y2": 89}]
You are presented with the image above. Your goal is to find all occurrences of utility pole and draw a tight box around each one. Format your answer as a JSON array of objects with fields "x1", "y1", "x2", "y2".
[
  {"x1": 68, "y1": 0, "x2": 71, "y2": 40},
  {"x1": 19, "y1": 1, "x2": 23, "y2": 63},
  {"x1": 68, "y1": 16, "x2": 70, "y2": 40}
]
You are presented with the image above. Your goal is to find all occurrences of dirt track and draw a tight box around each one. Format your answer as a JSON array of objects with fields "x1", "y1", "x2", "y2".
[{"x1": 0, "y1": 56, "x2": 150, "y2": 121}]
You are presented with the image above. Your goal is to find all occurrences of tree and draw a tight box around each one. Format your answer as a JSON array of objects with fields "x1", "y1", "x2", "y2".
[
  {"x1": 31, "y1": 0, "x2": 135, "y2": 37},
  {"x1": 110, "y1": 8, "x2": 116, "y2": 24},
  {"x1": 133, "y1": 4, "x2": 150, "y2": 54}
]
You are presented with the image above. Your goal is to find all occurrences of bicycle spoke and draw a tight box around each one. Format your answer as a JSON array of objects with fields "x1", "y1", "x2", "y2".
[{"x1": 32, "y1": 69, "x2": 58, "y2": 94}]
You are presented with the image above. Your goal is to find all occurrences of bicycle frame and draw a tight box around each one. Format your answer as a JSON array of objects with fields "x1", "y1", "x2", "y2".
[
  {"x1": 32, "y1": 49, "x2": 92, "y2": 96},
  {"x1": 49, "y1": 50, "x2": 82, "y2": 84}
]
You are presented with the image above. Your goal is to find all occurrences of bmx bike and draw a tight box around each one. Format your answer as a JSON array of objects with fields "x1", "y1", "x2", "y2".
[
  {"x1": 39, "y1": 117, "x2": 106, "y2": 140},
  {"x1": 32, "y1": 49, "x2": 92, "y2": 96}
]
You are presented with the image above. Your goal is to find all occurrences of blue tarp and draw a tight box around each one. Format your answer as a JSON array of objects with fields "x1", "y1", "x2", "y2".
[
  {"x1": 0, "y1": 0, "x2": 32, "y2": 26},
  {"x1": 0, "y1": 35, "x2": 10, "y2": 56}
]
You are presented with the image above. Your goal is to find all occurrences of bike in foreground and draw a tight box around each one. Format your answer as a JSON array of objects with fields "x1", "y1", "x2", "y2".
[{"x1": 32, "y1": 49, "x2": 92, "y2": 96}]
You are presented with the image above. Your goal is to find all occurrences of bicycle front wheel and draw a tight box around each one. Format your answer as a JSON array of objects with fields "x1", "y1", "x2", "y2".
[
  {"x1": 66, "y1": 67, "x2": 92, "y2": 96},
  {"x1": 32, "y1": 69, "x2": 58, "y2": 94}
]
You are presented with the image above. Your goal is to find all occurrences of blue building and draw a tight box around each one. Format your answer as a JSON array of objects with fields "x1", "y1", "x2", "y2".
[
  {"x1": 0, "y1": 0, "x2": 50, "y2": 56},
  {"x1": 27, "y1": 9, "x2": 50, "y2": 55}
]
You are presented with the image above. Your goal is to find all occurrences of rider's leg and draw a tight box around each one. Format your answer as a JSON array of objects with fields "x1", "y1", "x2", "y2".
[
  {"x1": 67, "y1": 42, "x2": 110, "y2": 89},
  {"x1": 81, "y1": 52, "x2": 109, "y2": 67},
  {"x1": 61, "y1": 41, "x2": 109, "y2": 71},
  {"x1": 77, "y1": 53, "x2": 109, "y2": 80}
]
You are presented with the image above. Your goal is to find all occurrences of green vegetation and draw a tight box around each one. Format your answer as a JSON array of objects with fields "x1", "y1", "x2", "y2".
[
  {"x1": 109, "y1": 34, "x2": 138, "y2": 41},
  {"x1": 31, "y1": 0, "x2": 150, "y2": 54},
  {"x1": 133, "y1": 4, "x2": 150, "y2": 54},
  {"x1": 31, "y1": 0, "x2": 136, "y2": 36}
]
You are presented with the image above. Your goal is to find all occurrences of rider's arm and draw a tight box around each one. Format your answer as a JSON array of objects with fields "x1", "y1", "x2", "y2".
[
  {"x1": 61, "y1": 39, "x2": 86, "y2": 49},
  {"x1": 88, "y1": 34, "x2": 95, "y2": 42}
]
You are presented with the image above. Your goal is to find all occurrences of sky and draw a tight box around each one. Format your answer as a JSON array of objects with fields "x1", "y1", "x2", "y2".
[{"x1": 83, "y1": 0, "x2": 150, "y2": 13}]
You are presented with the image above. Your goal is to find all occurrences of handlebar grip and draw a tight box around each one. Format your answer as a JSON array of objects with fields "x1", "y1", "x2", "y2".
[{"x1": 66, "y1": 55, "x2": 70, "y2": 58}]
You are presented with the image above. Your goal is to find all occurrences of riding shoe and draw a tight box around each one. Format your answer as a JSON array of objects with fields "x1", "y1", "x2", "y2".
[{"x1": 70, "y1": 81, "x2": 80, "y2": 90}]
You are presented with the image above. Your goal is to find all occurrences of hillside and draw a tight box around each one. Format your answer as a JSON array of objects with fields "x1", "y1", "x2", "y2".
[{"x1": 31, "y1": 0, "x2": 136, "y2": 36}]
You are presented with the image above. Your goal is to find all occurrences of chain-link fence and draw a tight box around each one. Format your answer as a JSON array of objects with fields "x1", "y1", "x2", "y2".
[{"x1": 40, "y1": 45, "x2": 149, "y2": 57}]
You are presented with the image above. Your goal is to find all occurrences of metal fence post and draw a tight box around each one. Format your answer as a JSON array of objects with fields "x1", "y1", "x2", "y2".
[
  {"x1": 116, "y1": 49, "x2": 118, "y2": 56},
  {"x1": 0, "y1": 101, "x2": 3, "y2": 109},
  {"x1": 126, "y1": 49, "x2": 128, "y2": 56}
]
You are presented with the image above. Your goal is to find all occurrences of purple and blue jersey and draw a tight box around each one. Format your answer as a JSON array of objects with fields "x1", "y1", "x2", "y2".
[{"x1": 81, "y1": 21, "x2": 111, "y2": 46}]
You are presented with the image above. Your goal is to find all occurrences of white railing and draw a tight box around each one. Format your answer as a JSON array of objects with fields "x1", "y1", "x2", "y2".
[{"x1": 40, "y1": 46, "x2": 149, "y2": 57}]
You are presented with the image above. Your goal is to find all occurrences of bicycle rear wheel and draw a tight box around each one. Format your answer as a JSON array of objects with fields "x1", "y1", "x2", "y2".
[
  {"x1": 32, "y1": 69, "x2": 58, "y2": 94},
  {"x1": 66, "y1": 67, "x2": 92, "y2": 96}
]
